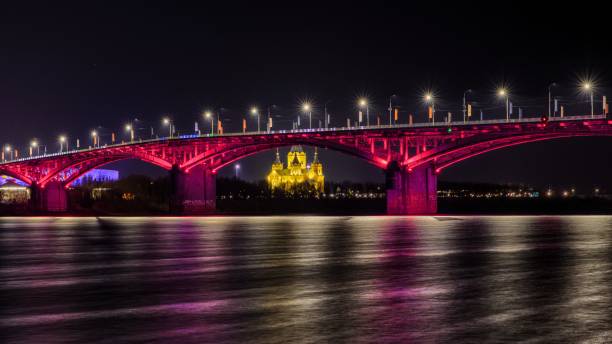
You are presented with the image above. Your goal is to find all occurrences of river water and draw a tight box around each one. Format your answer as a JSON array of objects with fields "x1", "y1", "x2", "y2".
[{"x1": 1, "y1": 216, "x2": 611, "y2": 343}]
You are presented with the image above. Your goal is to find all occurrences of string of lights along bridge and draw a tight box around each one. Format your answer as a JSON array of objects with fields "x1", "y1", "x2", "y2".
[{"x1": 0, "y1": 82, "x2": 610, "y2": 214}]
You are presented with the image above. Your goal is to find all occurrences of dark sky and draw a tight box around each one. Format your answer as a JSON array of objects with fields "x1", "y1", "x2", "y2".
[{"x1": 0, "y1": 2, "x2": 610, "y2": 190}]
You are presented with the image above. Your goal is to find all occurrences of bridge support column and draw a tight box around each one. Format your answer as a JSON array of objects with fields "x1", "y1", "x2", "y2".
[
  {"x1": 39, "y1": 181, "x2": 68, "y2": 212},
  {"x1": 170, "y1": 164, "x2": 216, "y2": 215},
  {"x1": 386, "y1": 162, "x2": 437, "y2": 215}
]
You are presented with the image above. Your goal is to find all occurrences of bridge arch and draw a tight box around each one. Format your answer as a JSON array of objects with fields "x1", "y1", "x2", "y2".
[
  {"x1": 407, "y1": 132, "x2": 612, "y2": 174},
  {"x1": 39, "y1": 152, "x2": 173, "y2": 188},
  {"x1": 0, "y1": 168, "x2": 33, "y2": 186},
  {"x1": 181, "y1": 139, "x2": 388, "y2": 173}
]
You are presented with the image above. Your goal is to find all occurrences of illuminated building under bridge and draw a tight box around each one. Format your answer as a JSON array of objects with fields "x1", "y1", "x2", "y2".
[
  {"x1": 71, "y1": 169, "x2": 119, "y2": 186},
  {"x1": 267, "y1": 146, "x2": 325, "y2": 193}
]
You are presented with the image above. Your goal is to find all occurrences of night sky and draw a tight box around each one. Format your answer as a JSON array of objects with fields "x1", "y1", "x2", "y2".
[{"x1": 1, "y1": 2, "x2": 610, "y2": 190}]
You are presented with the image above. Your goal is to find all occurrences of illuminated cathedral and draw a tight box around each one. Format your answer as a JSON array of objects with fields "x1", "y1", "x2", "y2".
[{"x1": 267, "y1": 146, "x2": 325, "y2": 193}]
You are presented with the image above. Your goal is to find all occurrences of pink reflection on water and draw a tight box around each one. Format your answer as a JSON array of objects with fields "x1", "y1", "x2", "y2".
[{"x1": 363, "y1": 219, "x2": 446, "y2": 342}]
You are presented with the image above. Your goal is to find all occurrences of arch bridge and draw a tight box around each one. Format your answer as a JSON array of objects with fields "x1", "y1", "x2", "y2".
[{"x1": 1, "y1": 115, "x2": 610, "y2": 214}]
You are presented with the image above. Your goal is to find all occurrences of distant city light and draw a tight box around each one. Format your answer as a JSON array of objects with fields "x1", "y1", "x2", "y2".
[
  {"x1": 125, "y1": 124, "x2": 132, "y2": 131},
  {"x1": 302, "y1": 102, "x2": 311, "y2": 112},
  {"x1": 59, "y1": 136, "x2": 66, "y2": 143},
  {"x1": 424, "y1": 93, "x2": 433, "y2": 102},
  {"x1": 497, "y1": 88, "x2": 507, "y2": 97},
  {"x1": 251, "y1": 107, "x2": 258, "y2": 115},
  {"x1": 204, "y1": 111, "x2": 212, "y2": 118},
  {"x1": 358, "y1": 98, "x2": 368, "y2": 107}
]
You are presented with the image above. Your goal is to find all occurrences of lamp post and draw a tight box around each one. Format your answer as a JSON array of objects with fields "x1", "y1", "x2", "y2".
[
  {"x1": 548, "y1": 82, "x2": 556, "y2": 118},
  {"x1": 234, "y1": 164, "x2": 240, "y2": 178},
  {"x1": 358, "y1": 98, "x2": 369, "y2": 126},
  {"x1": 388, "y1": 95, "x2": 396, "y2": 125},
  {"x1": 302, "y1": 102, "x2": 312, "y2": 129},
  {"x1": 251, "y1": 107, "x2": 260, "y2": 132},
  {"x1": 59, "y1": 136, "x2": 66, "y2": 152},
  {"x1": 324, "y1": 101, "x2": 331, "y2": 129},
  {"x1": 582, "y1": 82, "x2": 594, "y2": 117},
  {"x1": 5, "y1": 145, "x2": 13, "y2": 160},
  {"x1": 163, "y1": 117, "x2": 173, "y2": 138},
  {"x1": 498, "y1": 88, "x2": 509, "y2": 121},
  {"x1": 30, "y1": 140, "x2": 39, "y2": 156},
  {"x1": 91, "y1": 130, "x2": 98, "y2": 148},
  {"x1": 424, "y1": 93, "x2": 435, "y2": 124},
  {"x1": 125, "y1": 124, "x2": 134, "y2": 142},
  {"x1": 204, "y1": 111, "x2": 214, "y2": 134},
  {"x1": 463, "y1": 89, "x2": 472, "y2": 122}
]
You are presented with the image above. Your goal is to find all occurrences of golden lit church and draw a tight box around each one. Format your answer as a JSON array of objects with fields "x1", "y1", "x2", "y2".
[{"x1": 267, "y1": 146, "x2": 325, "y2": 192}]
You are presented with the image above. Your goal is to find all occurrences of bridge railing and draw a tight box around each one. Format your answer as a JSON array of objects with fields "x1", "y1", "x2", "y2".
[{"x1": 1, "y1": 114, "x2": 607, "y2": 164}]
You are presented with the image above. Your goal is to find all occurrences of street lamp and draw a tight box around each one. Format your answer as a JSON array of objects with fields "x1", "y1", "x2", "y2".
[
  {"x1": 548, "y1": 82, "x2": 557, "y2": 118},
  {"x1": 234, "y1": 164, "x2": 240, "y2": 178},
  {"x1": 358, "y1": 98, "x2": 369, "y2": 126},
  {"x1": 463, "y1": 89, "x2": 472, "y2": 122},
  {"x1": 251, "y1": 107, "x2": 260, "y2": 132},
  {"x1": 582, "y1": 82, "x2": 594, "y2": 116},
  {"x1": 302, "y1": 102, "x2": 312, "y2": 129},
  {"x1": 59, "y1": 135, "x2": 67, "y2": 152},
  {"x1": 162, "y1": 117, "x2": 173, "y2": 138},
  {"x1": 498, "y1": 88, "x2": 509, "y2": 121},
  {"x1": 125, "y1": 124, "x2": 134, "y2": 142},
  {"x1": 424, "y1": 92, "x2": 435, "y2": 124},
  {"x1": 324, "y1": 101, "x2": 332, "y2": 129},
  {"x1": 388, "y1": 95, "x2": 396, "y2": 125},
  {"x1": 4, "y1": 145, "x2": 13, "y2": 160},
  {"x1": 30, "y1": 140, "x2": 39, "y2": 156},
  {"x1": 204, "y1": 111, "x2": 214, "y2": 135},
  {"x1": 91, "y1": 130, "x2": 98, "y2": 148}
]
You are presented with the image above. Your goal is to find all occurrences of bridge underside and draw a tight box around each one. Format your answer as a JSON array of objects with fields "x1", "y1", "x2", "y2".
[{"x1": 24, "y1": 164, "x2": 439, "y2": 216}]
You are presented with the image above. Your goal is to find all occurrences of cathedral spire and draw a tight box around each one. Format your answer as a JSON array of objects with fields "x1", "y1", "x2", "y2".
[
  {"x1": 275, "y1": 148, "x2": 281, "y2": 163},
  {"x1": 292, "y1": 153, "x2": 300, "y2": 165},
  {"x1": 313, "y1": 147, "x2": 319, "y2": 163}
]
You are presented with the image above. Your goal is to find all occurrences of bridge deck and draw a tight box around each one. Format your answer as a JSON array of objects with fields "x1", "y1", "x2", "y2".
[{"x1": 0, "y1": 114, "x2": 608, "y2": 165}]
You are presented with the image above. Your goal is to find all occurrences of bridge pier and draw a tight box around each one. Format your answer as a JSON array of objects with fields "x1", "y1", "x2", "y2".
[
  {"x1": 386, "y1": 162, "x2": 437, "y2": 215},
  {"x1": 33, "y1": 181, "x2": 68, "y2": 212},
  {"x1": 170, "y1": 164, "x2": 216, "y2": 215}
]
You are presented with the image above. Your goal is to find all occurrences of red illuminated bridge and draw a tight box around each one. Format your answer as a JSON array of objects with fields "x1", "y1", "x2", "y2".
[{"x1": 1, "y1": 115, "x2": 611, "y2": 214}]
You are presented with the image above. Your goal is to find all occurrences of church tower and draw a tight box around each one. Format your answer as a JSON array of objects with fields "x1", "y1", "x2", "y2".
[
  {"x1": 272, "y1": 149, "x2": 283, "y2": 171},
  {"x1": 267, "y1": 146, "x2": 325, "y2": 193},
  {"x1": 287, "y1": 146, "x2": 307, "y2": 169}
]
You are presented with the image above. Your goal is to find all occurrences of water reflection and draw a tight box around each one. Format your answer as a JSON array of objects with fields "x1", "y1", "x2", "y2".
[
  {"x1": 371, "y1": 219, "x2": 432, "y2": 343},
  {"x1": 1, "y1": 216, "x2": 612, "y2": 343},
  {"x1": 442, "y1": 219, "x2": 495, "y2": 341}
]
